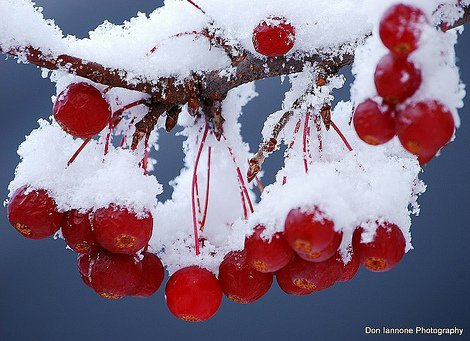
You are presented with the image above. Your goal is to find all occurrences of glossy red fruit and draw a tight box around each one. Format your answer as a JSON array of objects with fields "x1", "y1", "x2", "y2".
[
  {"x1": 336, "y1": 251, "x2": 360, "y2": 282},
  {"x1": 7, "y1": 186, "x2": 63, "y2": 240},
  {"x1": 353, "y1": 99, "x2": 396, "y2": 145},
  {"x1": 62, "y1": 210, "x2": 99, "y2": 254},
  {"x1": 276, "y1": 255, "x2": 342, "y2": 295},
  {"x1": 296, "y1": 229, "x2": 342, "y2": 263},
  {"x1": 379, "y1": 4, "x2": 427, "y2": 56},
  {"x1": 396, "y1": 100, "x2": 454, "y2": 157},
  {"x1": 93, "y1": 206, "x2": 153, "y2": 255},
  {"x1": 77, "y1": 253, "x2": 94, "y2": 287},
  {"x1": 352, "y1": 223, "x2": 406, "y2": 272},
  {"x1": 133, "y1": 252, "x2": 165, "y2": 298},
  {"x1": 89, "y1": 250, "x2": 142, "y2": 299},
  {"x1": 54, "y1": 83, "x2": 111, "y2": 138},
  {"x1": 245, "y1": 225, "x2": 294, "y2": 273},
  {"x1": 252, "y1": 17, "x2": 295, "y2": 57},
  {"x1": 165, "y1": 266, "x2": 222, "y2": 322},
  {"x1": 374, "y1": 53, "x2": 422, "y2": 104},
  {"x1": 418, "y1": 150, "x2": 438, "y2": 166},
  {"x1": 284, "y1": 207, "x2": 341, "y2": 261},
  {"x1": 218, "y1": 250, "x2": 273, "y2": 304}
]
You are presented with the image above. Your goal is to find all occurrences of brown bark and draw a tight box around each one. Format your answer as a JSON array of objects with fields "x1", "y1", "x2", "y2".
[{"x1": 1, "y1": 4, "x2": 468, "y2": 146}]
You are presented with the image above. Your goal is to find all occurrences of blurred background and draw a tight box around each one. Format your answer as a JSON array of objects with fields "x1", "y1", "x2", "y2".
[{"x1": 0, "y1": 1, "x2": 469, "y2": 340}]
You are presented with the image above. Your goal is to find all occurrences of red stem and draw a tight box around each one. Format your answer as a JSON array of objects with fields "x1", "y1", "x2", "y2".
[
  {"x1": 149, "y1": 31, "x2": 201, "y2": 55},
  {"x1": 195, "y1": 174, "x2": 202, "y2": 215},
  {"x1": 302, "y1": 111, "x2": 311, "y2": 173},
  {"x1": 288, "y1": 118, "x2": 302, "y2": 152},
  {"x1": 120, "y1": 117, "x2": 136, "y2": 147},
  {"x1": 67, "y1": 137, "x2": 92, "y2": 166},
  {"x1": 186, "y1": 0, "x2": 206, "y2": 14},
  {"x1": 112, "y1": 99, "x2": 147, "y2": 121},
  {"x1": 104, "y1": 124, "x2": 112, "y2": 156},
  {"x1": 240, "y1": 189, "x2": 248, "y2": 219},
  {"x1": 191, "y1": 123, "x2": 209, "y2": 255},
  {"x1": 237, "y1": 167, "x2": 254, "y2": 213},
  {"x1": 223, "y1": 136, "x2": 254, "y2": 214},
  {"x1": 200, "y1": 146, "x2": 212, "y2": 231},
  {"x1": 330, "y1": 120, "x2": 353, "y2": 152},
  {"x1": 106, "y1": 100, "x2": 147, "y2": 154}
]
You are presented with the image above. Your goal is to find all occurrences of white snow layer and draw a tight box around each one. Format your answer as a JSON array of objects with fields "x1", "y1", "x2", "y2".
[{"x1": 2, "y1": 0, "x2": 467, "y2": 273}]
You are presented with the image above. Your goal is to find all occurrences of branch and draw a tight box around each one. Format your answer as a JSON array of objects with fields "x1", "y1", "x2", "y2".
[
  {"x1": 448, "y1": 4, "x2": 470, "y2": 29},
  {"x1": 246, "y1": 72, "x2": 336, "y2": 182},
  {"x1": 1, "y1": 3, "x2": 469, "y2": 148}
]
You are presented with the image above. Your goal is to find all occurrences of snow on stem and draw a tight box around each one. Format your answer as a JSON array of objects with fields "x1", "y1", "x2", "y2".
[
  {"x1": 105, "y1": 100, "x2": 147, "y2": 155},
  {"x1": 223, "y1": 136, "x2": 254, "y2": 217},
  {"x1": 254, "y1": 175, "x2": 264, "y2": 193},
  {"x1": 302, "y1": 111, "x2": 312, "y2": 173},
  {"x1": 314, "y1": 114, "x2": 323, "y2": 152},
  {"x1": 141, "y1": 132, "x2": 150, "y2": 175},
  {"x1": 120, "y1": 117, "x2": 137, "y2": 147}
]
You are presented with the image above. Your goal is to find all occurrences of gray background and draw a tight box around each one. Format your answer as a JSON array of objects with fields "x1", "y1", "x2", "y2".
[{"x1": 0, "y1": 1, "x2": 469, "y2": 340}]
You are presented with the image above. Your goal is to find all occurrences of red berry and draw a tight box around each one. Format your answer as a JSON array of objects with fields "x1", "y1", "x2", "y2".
[
  {"x1": 296, "y1": 229, "x2": 342, "y2": 263},
  {"x1": 165, "y1": 266, "x2": 222, "y2": 322},
  {"x1": 374, "y1": 53, "x2": 422, "y2": 104},
  {"x1": 62, "y1": 210, "x2": 99, "y2": 254},
  {"x1": 77, "y1": 253, "x2": 94, "y2": 287},
  {"x1": 245, "y1": 225, "x2": 294, "y2": 273},
  {"x1": 396, "y1": 100, "x2": 454, "y2": 157},
  {"x1": 336, "y1": 251, "x2": 360, "y2": 282},
  {"x1": 89, "y1": 250, "x2": 142, "y2": 299},
  {"x1": 352, "y1": 223, "x2": 406, "y2": 272},
  {"x1": 93, "y1": 205, "x2": 153, "y2": 255},
  {"x1": 284, "y1": 207, "x2": 341, "y2": 261},
  {"x1": 7, "y1": 186, "x2": 63, "y2": 240},
  {"x1": 218, "y1": 250, "x2": 273, "y2": 304},
  {"x1": 53, "y1": 83, "x2": 111, "y2": 138},
  {"x1": 353, "y1": 99, "x2": 396, "y2": 145},
  {"x1": 133, "y1": 252, "x2": 165, "y2": 298},
  {"x1": 276, "y1": 255, "x2": 342, "y2": 295},
  {"x1": 418, "y1": 150, "x2": 437, "y2": 166},
  {"x1": 252, "y1": 17, "x2": 295, "y2": 57},
  {"x1": 379, "y1": 4, "x2": 427, "y2": 56}
]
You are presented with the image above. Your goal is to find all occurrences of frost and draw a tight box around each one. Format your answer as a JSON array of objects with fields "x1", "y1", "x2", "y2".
[
  {"x1": 2, "y1": 0, "x2": 467, "y2": 273},
  {"x1": 9, "y1": 119, "x2": 162, "y2": 214}
]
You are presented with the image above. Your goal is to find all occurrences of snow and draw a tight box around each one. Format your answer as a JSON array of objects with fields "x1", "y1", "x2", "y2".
[
  {"x1": 8, "y1": 119, "x2": 162, "y2": 214},
  {"x1": 1, "y1": 0, "x2": 468, "y2": 273}
]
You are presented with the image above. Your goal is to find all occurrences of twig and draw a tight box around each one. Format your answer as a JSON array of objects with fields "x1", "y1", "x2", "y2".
[
  {"x1": 330, "y1": 120, "x2": 353, "y2": 152},
  {"x1": 67, "y1": 137, "x2": 92, "y2": 166},
  {"x1": 191, "y1": 123, "x2": 209, "y2": 255}
]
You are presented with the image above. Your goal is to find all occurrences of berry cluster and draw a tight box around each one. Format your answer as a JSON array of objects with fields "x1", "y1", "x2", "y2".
[
  {"x1": 7, "y1": 186, "x2": 161, "y2": 299},
  {"x1": 7, "y1": 82, "x2": 164, "y2": 300},
  {"x1": 5, "y1": 0, "x2": 461, "y2": 324},
  {"x1": 163, "y1": 206, "x2": 406, "y2": 322},
  {"x1": 353, "y1": 4, "x2": 455, "y2": 165}
]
